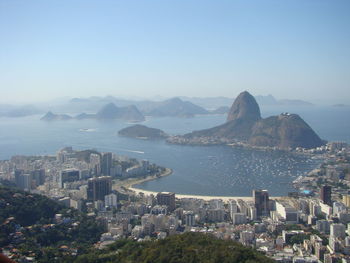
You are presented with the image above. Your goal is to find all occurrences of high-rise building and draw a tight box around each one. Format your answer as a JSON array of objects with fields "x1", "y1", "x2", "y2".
[
  {"x1": 320, "y1": 186, "x2": 332, "y2": 206},
  {"x1": 253, "y1": 189, "x2": 269, "y2": 218},
  {"x1": 232, "y1": 213, "x2": 247, "y2": 225},
  {"x1": 184, "y1": 211, "x2": 195, "y2": 226},
  {"x1": 330, "y1": 223, "x2": 346, "y2": 239},
  {"x1": 14, "y1": 169, "x2": 31, "y2": 190},
  {"x1": 59, "y1": 169, "x2": 80, "y2": 188},
  {"x1": 101, "y1": 152, "x2": 113, "y2": 176},
  {"x1": 87, "y1": 176, "x2": 112, "y2": 201},
  {"x1": 105, "y1": 193, "x2": 118, "y2": 208},
  {"x1": 90, "y1": 153, "x2": 101, "y2": 176},
  {"x1": 31, "y1": 169, "x2": 45, "y2": 186},
  {"x1": 157, "y1": 192, "x2": 176, "y2": 212},
  {"x1": 342, "y1": 195, "x2": 350, "y2": 207}
]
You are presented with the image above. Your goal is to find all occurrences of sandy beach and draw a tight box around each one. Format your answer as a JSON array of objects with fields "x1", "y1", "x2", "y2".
[
  {"x1": 128, "y1": 186, "x2": 256, "y2": 202},
  {"x1": 114, "y1": 167, "x2": 282, "y2": 202},
  {"x1": 113, "y1": 167, "x2": 173, "y2": 190}
]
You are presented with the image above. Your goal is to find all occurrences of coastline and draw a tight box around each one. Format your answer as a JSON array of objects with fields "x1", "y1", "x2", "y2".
[
  {"x1": 113, "y1": 167, "x2": 173, "y2": 190},
  {"x1": 129, "y1": 185, "x2": 283, "y2": 202},
  {"x1": 125, "y1": 168, "x2": 282, "y2": 202}
]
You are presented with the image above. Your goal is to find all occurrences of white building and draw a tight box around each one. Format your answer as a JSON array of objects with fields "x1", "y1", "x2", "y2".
[
  {"x1": 232, "y1": 213, "x2": 247, "y2": 225},
  {"x1": 316, "y1": 220, "x2": 330, "y2": 234},
  {"x1": 105, "y1": 193, "x2": 118, "y2": 208},
  {"x1": 330, "y1": 223, "x2": 346, "y2": 239},
  {"x1": 276, "y1": 201, "x2": 299, "y2": 224}
]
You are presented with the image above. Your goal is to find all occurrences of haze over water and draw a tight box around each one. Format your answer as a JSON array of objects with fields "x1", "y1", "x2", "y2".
[{"x1": 0, "y1": 105, "x2": 348, "y2": 196}]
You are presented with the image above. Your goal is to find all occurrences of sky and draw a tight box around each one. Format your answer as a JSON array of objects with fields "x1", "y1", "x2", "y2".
[{"x1": 0, "y1": 0, "x2": 349, "y2": 104}]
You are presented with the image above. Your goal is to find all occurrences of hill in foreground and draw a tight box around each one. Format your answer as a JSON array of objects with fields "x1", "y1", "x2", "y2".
[
  {"x1": 0, "y1": 186, "x2": 103, "y2": 262},
  {"x1": 74, "y1": 232, "x2": 274, "y2": 263}
]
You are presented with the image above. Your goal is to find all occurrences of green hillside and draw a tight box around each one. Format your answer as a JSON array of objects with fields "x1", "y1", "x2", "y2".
[{"x1": 74, "y1": 232, "x2": 274, "y2": 263}]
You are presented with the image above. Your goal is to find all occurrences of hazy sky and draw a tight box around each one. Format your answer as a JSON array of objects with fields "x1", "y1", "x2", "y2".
[{"x1": 0, "y1": 0, "x2": 349, "y2": 104}]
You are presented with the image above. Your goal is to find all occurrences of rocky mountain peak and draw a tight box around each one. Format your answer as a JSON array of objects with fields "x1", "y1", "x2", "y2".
[{"x1": 227, "y1": 91, "x2": 261, "y2": 122}]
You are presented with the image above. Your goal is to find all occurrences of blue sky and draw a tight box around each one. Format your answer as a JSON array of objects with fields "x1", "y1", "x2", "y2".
[{"x1": 0, "y1": 0, "x2": 349, "y2": 104}]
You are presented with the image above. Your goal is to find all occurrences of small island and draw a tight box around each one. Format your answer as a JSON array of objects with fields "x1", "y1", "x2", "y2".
[
  {"x1": 40, "y1": 111, "x2": 72, "y2": 121},
  {"x1": 118, "y1": 124, "x2": 168, "y2": 140}
]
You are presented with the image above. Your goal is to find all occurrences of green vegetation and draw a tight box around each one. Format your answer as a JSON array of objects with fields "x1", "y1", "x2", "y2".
[
  {"x1": 289, "y1": 234, "x2": 310, "y2": 245},
  {"x1": 73, "y1": 232, "x2": 274, "y2": 263},
  {"x1": 0, "y1": 186, "x2": 104, "y2": 262},
  {"x1": 0, "y1": 187, "x2": 62, "y2": 226},
  {"x1": 284, "y1": 224, "x2": 302, "y2": 231},
  {"x1": 74, "y1": 149, "x2": 101, "y2": 163}
]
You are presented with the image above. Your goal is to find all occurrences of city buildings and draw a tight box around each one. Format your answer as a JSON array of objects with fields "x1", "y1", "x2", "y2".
[
  {"x1": 320, "y1": 185, "x2": 332, "y2": 206},
  {"x1": 59, "y1": 169, "x2": 80, "y2": 188},
  {"x1": 2, "y1": 145, "x2": 350, "y2": 262},
  {"x1": 157, "y1": 192, "x2": 176, "y2": 212},
  {"x1": 87, "y1": 176, "x2": 112, "y2": 201},
  {"x1": 253, "y1": 189, "x2": 270, "y2": 218},
  {"x1": 101, "y1": 152, "x2": 112, "y2": 176}
]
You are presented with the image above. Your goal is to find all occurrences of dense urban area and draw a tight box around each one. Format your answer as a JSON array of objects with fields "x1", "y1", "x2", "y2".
[{"x1": 1, "y1": 141, "x2": 350, "y2": 262}]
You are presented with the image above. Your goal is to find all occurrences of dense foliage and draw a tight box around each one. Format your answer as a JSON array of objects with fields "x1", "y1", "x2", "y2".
[
  {"x1": 0, "y1": 186, "x2": 104, "y2": 262},
  {"x1": 0, "y1": 186, "x2": 63, "y2": 227},
  {"x1": 73, "y1": 232, "x2": 274, "y2": 263}
]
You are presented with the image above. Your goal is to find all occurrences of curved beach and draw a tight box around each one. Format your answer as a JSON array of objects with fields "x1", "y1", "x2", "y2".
[{"x1": 125, "y1": 168, "x2": 282, "y2": 202}]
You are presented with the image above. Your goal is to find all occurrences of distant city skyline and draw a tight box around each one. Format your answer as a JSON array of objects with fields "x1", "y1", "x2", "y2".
[{"x1": 0, "y1": 0, "x2": 349, "y2": 104}]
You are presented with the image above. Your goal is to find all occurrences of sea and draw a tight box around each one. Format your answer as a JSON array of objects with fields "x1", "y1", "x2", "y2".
[{"x1": 0, "y1": 105, "x2": 349, "y2": 196}]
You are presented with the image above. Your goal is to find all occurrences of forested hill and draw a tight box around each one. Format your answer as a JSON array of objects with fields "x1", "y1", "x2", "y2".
[
  {"x1": 0, "y1": 186, "x2": 104, "y2": 262},
  {"x1": 73, "y1": 232, "x2": 274, "y2": 263}
]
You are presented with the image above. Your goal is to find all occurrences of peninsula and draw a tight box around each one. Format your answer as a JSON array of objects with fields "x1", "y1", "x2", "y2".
[{"x1": 167, "y1": 91, "x2": 325, "y2": 150}]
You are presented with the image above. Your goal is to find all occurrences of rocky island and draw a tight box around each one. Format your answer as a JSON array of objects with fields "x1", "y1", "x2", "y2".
[
  {"x1": 118, "y1": 124, "x2": 168, "y2": 140},
  {"x1": 167, "y1": 91, "x2": 325, "y2": 150},
  {"x1": 40, "y1": 111, "x2": 72, "y2": 121}
]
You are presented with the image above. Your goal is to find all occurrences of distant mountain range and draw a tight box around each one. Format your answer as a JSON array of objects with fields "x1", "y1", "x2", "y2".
[
  {"x1": 41, "y1": 103, "x2": 145, "y2": 122},
  {"x1": 41, "y1": 97, "x2": 213, "y2": 121},
  {"x1": 176, "y1": 91, "x2": 324, "y2": 149},
  {"x1": 0, "y1": 105, "x2": 43, "y2": 117},
  {"x1": 143, "y1": 97, "x2": 208, "y2": 117},
  {"x1": 45, "y1": 94, "x2": 314, "y2": 113},
  {"x1": 180, "y1": 95, "x2": 313, "y2": 109},
  {"x1": 1, "y1": 94, "x2": 315, "y2": 119}
]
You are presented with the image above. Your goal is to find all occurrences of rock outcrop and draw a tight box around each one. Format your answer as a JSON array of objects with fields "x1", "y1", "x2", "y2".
[{"x1": 227, "y1": 91, "x2": 261, "y2": 122}]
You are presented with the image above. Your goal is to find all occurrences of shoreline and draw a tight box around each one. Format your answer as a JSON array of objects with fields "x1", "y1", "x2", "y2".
[
  {"x1": 128, "y1": 185, "x2": 283, "y2": 202},
  {"x1": 113, "y1": 167, "x2": 173, "y2": 190},
  {"x1": 115, "y1": 149, "x2": 326, "y2": 202},
  {"x1": 125, "y1": 169, "x2": 283, "y2": 202},
  {"x1": 114, "y1": 168, "x2": 266, "y2": 201}
]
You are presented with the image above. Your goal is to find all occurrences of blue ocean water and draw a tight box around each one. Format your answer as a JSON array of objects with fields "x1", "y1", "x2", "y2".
[{"x1": 0, "y1": 105, "x2": 349, "y2": 196}]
